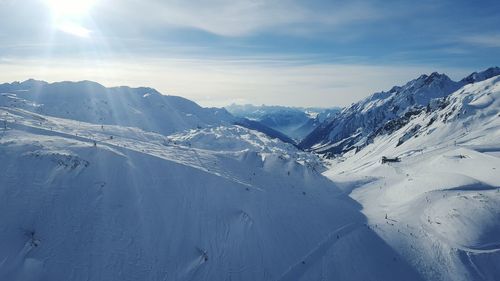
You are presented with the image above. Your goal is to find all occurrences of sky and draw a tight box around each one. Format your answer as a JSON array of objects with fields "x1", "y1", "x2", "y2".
[{"x1": 0, "y1": 0, "x2": 499, "y2": 107}]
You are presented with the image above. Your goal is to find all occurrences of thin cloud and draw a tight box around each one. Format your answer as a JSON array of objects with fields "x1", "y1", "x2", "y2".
[
  {"x1": 95, "y1": 0, "x2": 386, "y2": 37},
  {"x1": 459, "y1": 34, "x2": 500, "y2": 48}
]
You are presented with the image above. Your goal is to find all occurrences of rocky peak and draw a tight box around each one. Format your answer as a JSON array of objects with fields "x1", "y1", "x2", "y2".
[{"x1": 461, "y1": 66, "x2": 500, "y2": 84}]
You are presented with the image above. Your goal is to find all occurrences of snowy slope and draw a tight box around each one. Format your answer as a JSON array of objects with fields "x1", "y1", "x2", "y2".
[
  {"x1": 233, "y1": 117, "x2": 297, "y2": 145},
  {"x1": 168, "y1": 125, "x2": 321, "y2": 170},
  {"x1": 323, "y1": 75, "x2": 500, "y2": 281},
  {"x1": 0, "y1": 73, "x2": 498, "y2": 281},
  {"x1": 0, "y1": 106, "x2": 423, "y2": 280},
  {"x1": 301, "y1": 67, "x2": 500, "y2": 156}
]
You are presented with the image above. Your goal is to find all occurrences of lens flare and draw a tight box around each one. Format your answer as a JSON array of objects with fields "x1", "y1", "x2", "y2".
[{"x1": 45, "y1": 0, "x2": 97, "y2": 16}]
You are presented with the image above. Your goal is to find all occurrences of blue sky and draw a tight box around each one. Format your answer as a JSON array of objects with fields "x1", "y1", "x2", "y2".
[{"x1": 0, "y1": 0, "x2": 499, "y2": 107}]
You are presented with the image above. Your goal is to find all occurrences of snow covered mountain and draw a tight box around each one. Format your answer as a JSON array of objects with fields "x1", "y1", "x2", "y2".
[
  {"x1": 0, "y1": 80, "x2": 296, "y2": 145},
  {"x1": 0, "y1": 73, "x2": 498, "y2": 281},
  {"x1": 0, "y1": 97, "x2": 422, "y2": 281},
  {"x1": 300, "y1": 67, "x2": 500, "y2": 157},
  {"x1": 323, "y1": 74, "x2": 500, "y2": 281},
  {"x1": 460, "y1": 66, "x2": 500, "y2": 84},
  {"x1": 225, "y1": 104, "x2": 340, "y2": 141},
  {"x1": 0, "y1": 79, "x2": 234, "y2": 136}
]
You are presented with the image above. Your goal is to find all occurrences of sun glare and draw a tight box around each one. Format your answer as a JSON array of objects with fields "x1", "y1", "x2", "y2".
[
  {"x1": 45, "y1": 0, "x2": 97, "y2": 17},
  {"x1": 44, "y1": 0, "x2": 97, "y2": 37}
]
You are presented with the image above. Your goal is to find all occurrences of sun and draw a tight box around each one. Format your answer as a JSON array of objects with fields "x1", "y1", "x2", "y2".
[
  {"x1": 44, "y1": 0, "x2": 97, "y2": 17},
  {"x1": 44, "y1": 0, "x2": 97, "y2": 37}
]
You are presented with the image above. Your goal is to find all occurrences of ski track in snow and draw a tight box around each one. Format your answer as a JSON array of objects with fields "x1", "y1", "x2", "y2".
[{"x1": 276, "y1": 222, "x2": 358, "y2": 281}]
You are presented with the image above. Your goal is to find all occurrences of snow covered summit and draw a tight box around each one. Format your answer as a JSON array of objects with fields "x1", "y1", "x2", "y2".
[
  {"x1": 300, "y1": 67, "x2": 500, "y2": 157},
  {"x1": 0, "y1": 79, "x2": 234, "y2": 136},
  {"x1": 323, "y1": 74, "x2": 500, "y2": 281}
]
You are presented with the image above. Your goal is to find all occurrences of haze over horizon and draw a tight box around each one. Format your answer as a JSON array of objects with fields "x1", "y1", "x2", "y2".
[{"x1": 1, "y1": 0, "x2": 499, "y2": 107}]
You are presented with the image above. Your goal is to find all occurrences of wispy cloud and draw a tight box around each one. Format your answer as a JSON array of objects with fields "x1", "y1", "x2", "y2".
[
  {"x1": 459, "y1": 34, "x2": 500, "y2": 48},
  {"x1": 94, "y1": 0, "x2": 385, "y2": 37}
]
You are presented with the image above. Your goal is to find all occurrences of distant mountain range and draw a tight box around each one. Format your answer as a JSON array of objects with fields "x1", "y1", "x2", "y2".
[{"x1": 225, "y1": 104, "x2": 340, "y2": 141}]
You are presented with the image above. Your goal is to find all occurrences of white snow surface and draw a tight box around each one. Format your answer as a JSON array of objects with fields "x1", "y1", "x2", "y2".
[
  {"x1": 0, "y1": 75, "x2": 499, "y2": 280},
  {"x1": 0, "y1": 107, "x2": 421, "y2": 280},
  {"x1": 168, "y1": 126, "x2": 323, "y2": 171},
  {"x1": 324, "y1": 75, "x2": 500, "y2": 281}
]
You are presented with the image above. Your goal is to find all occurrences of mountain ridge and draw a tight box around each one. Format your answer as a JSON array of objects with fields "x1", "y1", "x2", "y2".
[
  {"x1": 300, "y1": 67, "x2": 500, "y2": 157},
  {"x1": 0, "y1": 79, "x2": 298, "y2": 145}
]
